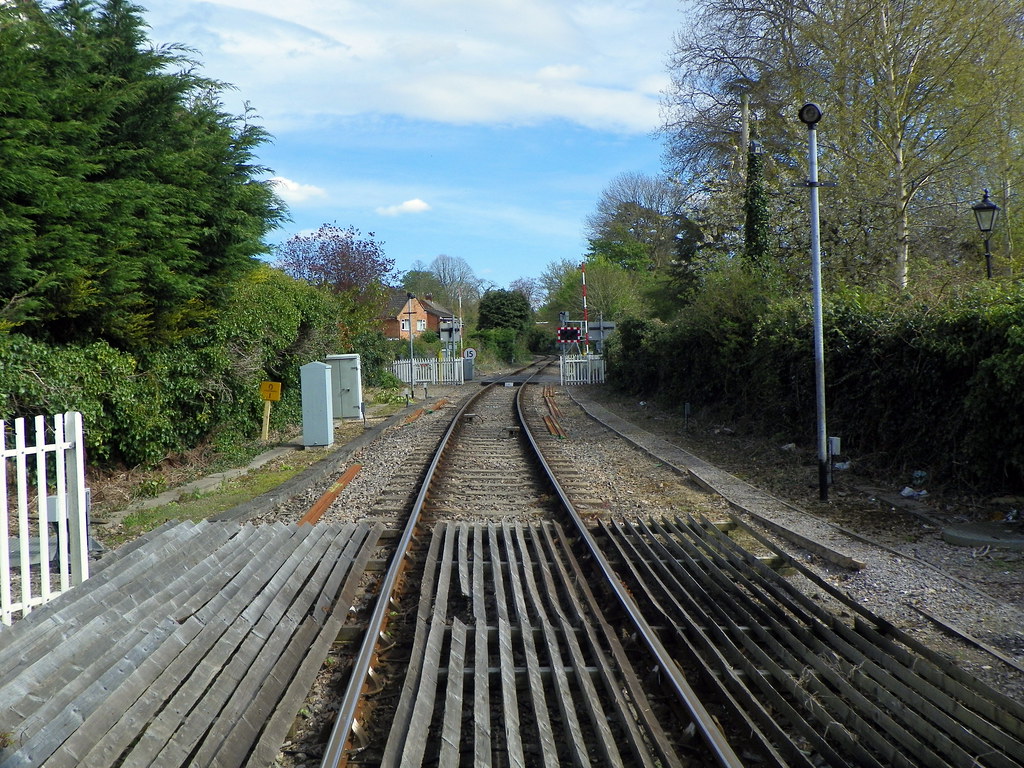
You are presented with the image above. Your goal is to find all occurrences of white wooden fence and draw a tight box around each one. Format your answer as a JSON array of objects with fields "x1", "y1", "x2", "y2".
[
  {"x1": 560, "y1": 354, "x2": 606, "y2": 385},
  {"x1": 2, "y1": 412, "x2": 90, "y2": 625},
  {"x1": 392, "y1": 357, "x2": 465, "y2": 386}
]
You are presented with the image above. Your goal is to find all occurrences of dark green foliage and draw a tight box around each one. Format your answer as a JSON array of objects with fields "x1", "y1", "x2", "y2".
[
  {"x1": 475, "y1": 288, "x2": 534, "y2": 362},
  {"x1": 0, "y1": 332, "x2": 160, "y2": 464},
  {"x1": 606, "y1": 277, "x2": 1024, "y2": 491},
  {"x1": 349, "y1": 329, "x2": 396, "y2": 387},
  {"x1": 525, "y1": 325, "x2": 555, "y2": 354},
  {"x1": 477, "y1": 289, "x2": 532, "y2": 333},
  {"x1": 586, "y1": 230, "x2": 652, "y2": 272},
  {"x1": 469, "y1": 327, "x2": 523, "y2": 364},
  {"x1": 0, "y1": 2, "x2": 324, "y2": 467},
  {"x1": 0, "y1": 0, "x2": 283, "y2": 350},
  {"x1": 743, "y1": 142, "x2": 772, "y2": 272},
  {"x1": 604, "y1": 315, "x2": 666, "y2": 396},
  {"x1": 401, "y1": 269, "x2": 445, "y2": 300},
  {"x1": 0, "y1": 267, "x2": 343, "y2": 466}
]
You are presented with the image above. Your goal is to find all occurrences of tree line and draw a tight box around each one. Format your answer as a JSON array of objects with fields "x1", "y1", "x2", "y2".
[
  {"x1": 663, "y1": 0, "x2": 1024, "y2": 292},
  {"x1": 0, "y1": 1, "x2": 360, "y2": 466},
  {"x1": 559, "y1": 0, "x2": 1024, "y2": 492},
  {"x1": 545, "y1": 0, "x2": 1024, "y2": 327},
  {"x1": 0, "y1": 0, "x2": 545, "y2": 467}
]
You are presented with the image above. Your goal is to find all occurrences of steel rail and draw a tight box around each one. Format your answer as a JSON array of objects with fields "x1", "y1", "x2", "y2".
[
  {"x1": 513, "y1": 383, "x2": 747, "y2": 768},
  {"x1": 559, "y1": 388, "x2": 1024, "y2": 766},
  {"x1": 319, "y1": 361, "x2": 548, "y2": 768}
]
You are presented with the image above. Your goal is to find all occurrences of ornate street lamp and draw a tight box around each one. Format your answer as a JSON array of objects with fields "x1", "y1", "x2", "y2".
[{"x1": 972, "y1": 189, "x2": 1001, "y2": 279}]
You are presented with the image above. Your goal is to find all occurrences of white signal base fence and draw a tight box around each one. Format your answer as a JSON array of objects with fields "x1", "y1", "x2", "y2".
[
  {"x1": 392, "y1": 357, "x2": 465, "y2": 387},
  {"x1": 560, "y1": 354, "x2": 606, "y2": 385},
  {"x1": 2, "y1": 412, "x2": 90, "y2": 626}
]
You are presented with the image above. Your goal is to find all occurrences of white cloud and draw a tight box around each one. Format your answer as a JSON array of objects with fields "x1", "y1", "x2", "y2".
[
  {"x1": 376, "y1": 198, "x2": 432, "y2": 217},
  {"x1": 138, "y1": 0, "x2": 678, "y2": 134},
  {"x1": 268, "y1": 176, "x2": 327, "y2": 203},
  {"x1": 537, "y1": 64, "x2": 589, "y2": 81}
]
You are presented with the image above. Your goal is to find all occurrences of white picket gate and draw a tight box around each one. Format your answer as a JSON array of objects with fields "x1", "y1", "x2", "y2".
[
  {"x1": 392, "y1": 357, "x2": 465, "y2": 386},
  {"x1": 560, "y1": 354, "x2": 606, "y2": 385},
  {"x1": 2, "y1": 411, "x2": 90, "y2": 625}
]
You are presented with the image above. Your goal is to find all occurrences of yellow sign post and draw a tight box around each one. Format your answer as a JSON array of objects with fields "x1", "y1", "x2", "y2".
[{"x1": 259, "y1": 381, "x2": 282, "y2": 441}]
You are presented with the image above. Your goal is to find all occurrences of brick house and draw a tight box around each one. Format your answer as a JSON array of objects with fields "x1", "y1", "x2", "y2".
[
  {"x1": 382, "y1": 291, "x2": 459, "y2": 340},
  {"x1": 382, "y1": 290, "x2": 458, "y2": 342},
  {"x1": 419, "y1": 295, "x2": 458, "y2": 337},
  {"x1": 382, "y1": 292, "x2": 427, "y2": 340}
]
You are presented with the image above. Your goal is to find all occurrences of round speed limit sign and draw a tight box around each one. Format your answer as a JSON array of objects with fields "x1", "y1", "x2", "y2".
[{"x1": 463, "y1": 347, "x2": 477, "y2": 360}]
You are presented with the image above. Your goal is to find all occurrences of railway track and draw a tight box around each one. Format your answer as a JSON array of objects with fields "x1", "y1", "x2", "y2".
[
  {"x1": 3, "y1": 361, "x2": 1022, "y2": 767},
  {"x1": 305, "y1": 366, "x2": 1024, "y2": 768},
  {"x1": 319, "y1": 361, "x2": 734, "y2": 766}
]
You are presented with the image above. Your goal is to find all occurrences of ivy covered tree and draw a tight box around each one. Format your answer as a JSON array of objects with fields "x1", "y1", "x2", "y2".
[
  {"x1": 743, "y1": 138, "x2": 772, "y2": 273},
  {"x1": 0, "y1": 0, "x2": 284, "y2": 349}
]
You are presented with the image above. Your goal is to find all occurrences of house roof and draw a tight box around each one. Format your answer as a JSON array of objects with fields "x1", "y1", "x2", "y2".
[
  {"x1": 384, "y1": 291, "x2": 413, "y2": 316},
  {"x1": 419, "y1": 297, "x2": 455, "y2": 318},
  {"x1": 382, "y1": 290, "x2": 456, "y2": 319}
]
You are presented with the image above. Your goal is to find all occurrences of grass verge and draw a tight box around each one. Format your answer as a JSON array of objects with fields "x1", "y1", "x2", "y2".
[{"x1": 97, "y1": 447, "x2": 334, "y2": 549}]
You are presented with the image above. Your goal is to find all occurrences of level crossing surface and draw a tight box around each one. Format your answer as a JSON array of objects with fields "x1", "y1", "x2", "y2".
[{"x1": 0, "y1": 519, "x2": 381, "y2": 768}]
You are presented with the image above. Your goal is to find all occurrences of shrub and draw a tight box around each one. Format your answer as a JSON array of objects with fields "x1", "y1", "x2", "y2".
[
  {"x1": 469, "y1": 327, "x2": 523, "y2": 365},
  {"x1": 605, "y1": 272, "x2": 1024, "y2": 491},
  {"x1": 0, "y1": 266, "x2": 346, "y2": 467}
]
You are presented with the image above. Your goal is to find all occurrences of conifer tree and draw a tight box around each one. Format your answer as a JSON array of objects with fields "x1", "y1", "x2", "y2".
[{"x1": 0, "y1": 0, "x2": 284, "y2": 348}]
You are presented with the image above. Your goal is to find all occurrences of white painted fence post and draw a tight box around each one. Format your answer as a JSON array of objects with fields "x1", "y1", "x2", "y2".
[
  {"x1": 65, "y1": 411, "x2": 89, "y2": 586},
  {"x1": 0, "y1": 419, "x2": 10, "y2": 624}
]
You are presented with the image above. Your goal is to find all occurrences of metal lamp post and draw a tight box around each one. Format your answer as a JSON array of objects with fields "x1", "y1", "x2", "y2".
[
  {"x1": 799, "y1": 103, "x2": 830, "y2": 502},
  {"x1": 406, "y1": 292, "x2": 416, "y2": 398},
  {"x1": 972, "y1": 189, "x2": 1001, "y2": 279}
]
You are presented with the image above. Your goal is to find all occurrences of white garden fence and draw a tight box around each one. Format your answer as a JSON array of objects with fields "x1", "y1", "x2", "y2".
[
  {"x1": 2, "y1": 412, "x2": 90, "y2": 625},
  {"x1": 560, "y1": 354, "x2": 605, "y2": 385},
  {"x1": 392, "y1": 357, "x2": 465, "y2": 387}
]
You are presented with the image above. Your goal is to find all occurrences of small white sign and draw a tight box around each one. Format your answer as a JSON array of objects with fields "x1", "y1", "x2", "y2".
[{"x1": 463, "y1": 347, "x2": 477, "y2": 359}]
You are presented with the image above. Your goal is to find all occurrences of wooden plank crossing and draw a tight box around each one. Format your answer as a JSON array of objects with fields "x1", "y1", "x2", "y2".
[
  {"x1": 0, "y1": 520, "x2": 382, "y2": 768},
  {"x1": 378, "y1": 521, "x2": 683, "y2": 768},
  {"x1": 599, "y1": 516, "x2": 1024, "y2": 768}
]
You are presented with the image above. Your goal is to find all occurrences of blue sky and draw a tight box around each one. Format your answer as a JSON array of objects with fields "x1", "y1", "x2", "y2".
[{"x1": 136, "y1": 1, "x2": 685, "y2": 288}]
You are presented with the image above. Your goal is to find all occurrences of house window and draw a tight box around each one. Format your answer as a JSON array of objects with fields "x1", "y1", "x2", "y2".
[
  {"x1": 417, "y1": 319, "x2": 427, "y2": 332},
  {"x1": 400, "y1": 319, "x2": 410, "y2": 332}
]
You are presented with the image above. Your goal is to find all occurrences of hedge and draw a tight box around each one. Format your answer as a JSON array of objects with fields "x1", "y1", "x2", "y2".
[{"x1": 606, "y1": 277, "x2": 1024, "y2": 491}]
